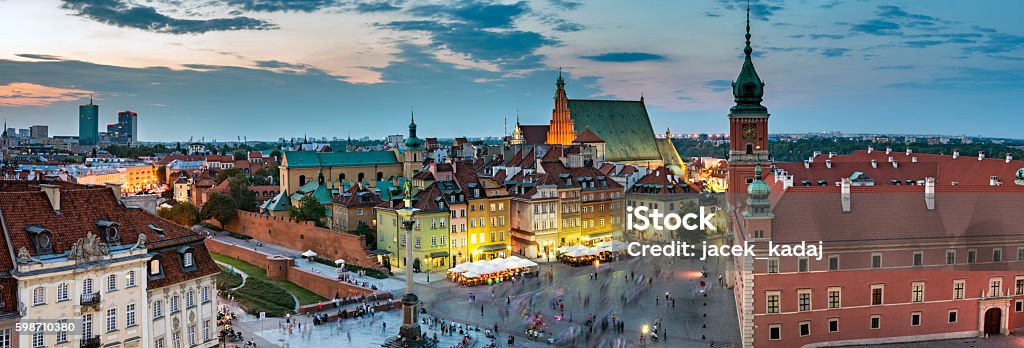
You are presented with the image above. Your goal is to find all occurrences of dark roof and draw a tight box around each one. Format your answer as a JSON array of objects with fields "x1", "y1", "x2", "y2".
[
  {"x1": 148, "y1": 243, "x2": 219, "y2": 289},
  {"x1": 518, "y1": 125, "x2": 550, "y2": 145},
  {"x1": 573, "y1": 128, "x2": 604, "y2": 143},
  {"x1": 566, "y1": 99, "x2": 661, "y2": 162},
  {"x1": 333, "y1": 183, "x2": 383, "y2": 207}
]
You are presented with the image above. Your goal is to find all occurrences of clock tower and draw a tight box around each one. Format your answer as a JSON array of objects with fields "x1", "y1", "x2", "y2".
[{"x1": 727, "y1": 3, "x2": 770, "y2": 208}]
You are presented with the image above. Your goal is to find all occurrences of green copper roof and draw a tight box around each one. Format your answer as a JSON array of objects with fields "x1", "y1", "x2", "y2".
[
  {"x1": 282, "y1": 151, "x2": 399, "y2": 168},
  {"x1": 567, "y1": 99, "x2": 661, "y2": 163},
  {"x1": 405, "y1": 112, "x2": 424, "y2": 149},
  {"x1": 744, "y1": 164, "x2": 772, "y2": 217},
  {"x1": 260, "y1": 191, "x2": 291, "y2": 211},
  {"x1": 731, "y1": 4, "x2": 768, "y2": 115}
]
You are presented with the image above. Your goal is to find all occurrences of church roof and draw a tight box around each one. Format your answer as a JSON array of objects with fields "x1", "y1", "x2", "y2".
[
  {"x1": 282, "y1": 151, "x2": 399, "y2": 168},
  {"x1": 518, "y1": 125, "x2": 550, "y2": 144},
  {"x1": 573, "y1": 128, "x2": 604, "y2": 143},
  {"x1": 567, "y1": 99, "x2": 661, "y2": 162}
]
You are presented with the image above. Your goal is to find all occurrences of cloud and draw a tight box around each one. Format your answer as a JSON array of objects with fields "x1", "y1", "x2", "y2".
[
  {"x1": 876, "y1": 65, "x2": 914, "y2": 70},
  {"x1": 903, "y1": 40, "x2": 945, "y2": 48},
  {"x1": 790, "y1": 34, "x2": 846, "y2": 40},
  {"x1": 887, "y1": 68, "x2": 1024, "y2": 90},
  {"x1": 60, "y1": 0, "x2": 276, "y2": 34},
  {"x1": 849, "y1": 19, "x2": 901, "y2": 36},
  {"x1": 579, "y1": 52, "x2": 666, "y2": 63},
  {"x1": 548, "y1": 0, "x2": 582, "y2": 10},
  {"x1": 409, "y1": 1, "x2": 529, "y2": 29},
  {"x1": 224, "y1": 0, "x2": 346, "y2": 12},
  {"x1": 15, "y1": 54, "x2": 67, "y2": 61},
  {"x1": 0, "y1": 82, "x2": 93, "y2": 107},
  {"x1": 705, "y1": 80, "x2": 732, "y2": 92},
  {"x1": 820, "y1": 48, "x2": 849, "y2": 57},
  {"x1": 716, "y1": 0, "x2": 783, "y2": 21},
  {"x1": 963, "y1": 33, "x2": 1024, "y2": 54},
  {"x1": 353, "y1": 1, "x2": 401, "y2": 13}
]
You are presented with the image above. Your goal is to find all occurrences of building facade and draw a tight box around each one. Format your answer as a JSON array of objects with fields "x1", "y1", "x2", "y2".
[{"x1": 79, "y1": 98, "x2": 99, "y2": 146}]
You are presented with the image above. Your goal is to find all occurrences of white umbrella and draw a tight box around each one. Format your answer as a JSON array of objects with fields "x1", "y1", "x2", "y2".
[
  {"x1": 334, "y1": 259, "x2": 346, "y2": 265},
  {"x1": 302, "y1": 250, "x2": 318, "y2": 258},
  {"x1": 463, "y1": 271, "x2": 480, "y2": 278}
]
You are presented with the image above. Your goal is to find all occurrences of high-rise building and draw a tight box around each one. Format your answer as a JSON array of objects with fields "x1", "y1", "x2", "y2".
[
  {"x1": 29, "y1": 125, "x2": 47, "y2": 139},
  {"x1": 117, "y1": 110, "x2": 138, "y2": 144},
  {"x1": 79, "y1": 97, "x2": 99, "y2": 145}
]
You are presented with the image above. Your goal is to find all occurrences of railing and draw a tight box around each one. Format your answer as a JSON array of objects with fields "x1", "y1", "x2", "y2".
[
  {"x1": 80, "y1": 292, "x2": 101, "y2": 306},
  {"x1": 80, "y1": 336, "x2": 100, "y2": 348}
]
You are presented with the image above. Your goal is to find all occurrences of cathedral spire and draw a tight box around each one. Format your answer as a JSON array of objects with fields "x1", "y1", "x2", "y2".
[{"x1": 731, "y1": 0, "x2": 767, "y2": 114}]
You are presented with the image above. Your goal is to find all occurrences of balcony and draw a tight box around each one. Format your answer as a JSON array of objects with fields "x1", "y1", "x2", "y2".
[
  {"x1": 80, "y1": 292, "x2": 101, "y2": 307},
  {"x1": 80, "y1": 336, "x2": 100, "y2": 348}
]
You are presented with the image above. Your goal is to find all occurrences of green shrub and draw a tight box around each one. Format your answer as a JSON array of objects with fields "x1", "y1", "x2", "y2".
[{"x1": 216, "y1": 267, "x2": 243, "y2": 290}]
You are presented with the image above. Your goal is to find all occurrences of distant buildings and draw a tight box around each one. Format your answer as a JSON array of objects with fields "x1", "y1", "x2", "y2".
[
  {"x1": 79, "y1": 98, "x2": 99, "y2": 145},
  {"x1": 29, "y1": 125, "x2": 47, "y2": 140}
]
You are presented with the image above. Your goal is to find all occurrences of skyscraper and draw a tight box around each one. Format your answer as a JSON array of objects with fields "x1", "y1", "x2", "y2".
[
  {"x1": 79, "y1": 97, "x2": 99, "y2": 145},
  {"x1": 117, "y1": 110, "x2": 138, "y2": 144}
]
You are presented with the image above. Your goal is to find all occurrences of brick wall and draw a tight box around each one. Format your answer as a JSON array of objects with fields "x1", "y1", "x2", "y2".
[
  {"x1": 223, "y1": 211, "x2": 383, "y2": 270},
  {"x1": 205, "y1": 239, "x2": 378, "y2": 302}
]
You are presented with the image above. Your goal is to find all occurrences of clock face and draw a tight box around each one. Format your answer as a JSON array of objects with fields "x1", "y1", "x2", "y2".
[{"x1": 742, "y1": 123, "x2": 758, "y2": 139}]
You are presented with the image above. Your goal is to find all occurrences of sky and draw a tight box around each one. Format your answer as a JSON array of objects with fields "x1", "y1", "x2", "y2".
[{"x1": 0, "y1": 0, "x2": 1022, "y2": 142}]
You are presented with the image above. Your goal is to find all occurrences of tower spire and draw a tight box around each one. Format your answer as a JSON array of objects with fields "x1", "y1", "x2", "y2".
[{"x1": 744, "y1": 0, "x2": 752, "y2": 58}]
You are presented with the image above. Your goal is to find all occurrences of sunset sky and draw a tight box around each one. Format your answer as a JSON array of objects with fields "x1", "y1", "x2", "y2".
[{"x1": 0, "y1": 0, "x2": 1021, "y2": 141}]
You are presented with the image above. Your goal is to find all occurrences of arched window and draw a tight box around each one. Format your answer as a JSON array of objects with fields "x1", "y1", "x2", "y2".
[
  {"x1": 745, "y1": 143, "x2": 753, "y2": 155},
  {"x1": 339, "y1": 174, "x2": 345, "y2": 182},
  {"x1": 376, "y1": 172, "x2": 384, "y2": 181},
  {"x1": 298, "y1": 175, "x2": 307, "y2": 186},
  {"x1": 357, "y1": 173, "x2": 365, "y2": 182}
]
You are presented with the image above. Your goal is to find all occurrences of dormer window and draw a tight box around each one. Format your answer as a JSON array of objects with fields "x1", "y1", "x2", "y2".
[
  {"x1": 183, "y1": 253, "x2": 194, "y2": 268},
  {"x1": 96, "y1": 220, "x2": 121, "y2": 245},
  {"x1": 25, "y1": 225, "x2": 53, "y2": 255},
  {"x1": 148, "y1": 258, "x2": 163, "y2": 277},
  {"x1": 177, "y1": 246, "x2": 197, "y2": 272}
]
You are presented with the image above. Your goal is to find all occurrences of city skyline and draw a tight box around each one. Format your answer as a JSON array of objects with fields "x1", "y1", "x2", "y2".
[{"x1": 0, "y1": 0, "x2": 1022, "y2": 141}]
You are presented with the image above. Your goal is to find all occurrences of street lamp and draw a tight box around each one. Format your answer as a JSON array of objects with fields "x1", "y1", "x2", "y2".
[{"x1": 642, "y1": 323, "x2": 650, "y2": 335}]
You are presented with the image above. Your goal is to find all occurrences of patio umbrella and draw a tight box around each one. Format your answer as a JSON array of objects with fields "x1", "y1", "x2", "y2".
[{"x1": 302, "y1": 250, "x2": 318, "y2": 258}]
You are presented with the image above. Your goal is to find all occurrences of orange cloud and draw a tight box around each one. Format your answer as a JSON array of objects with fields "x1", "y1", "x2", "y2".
[{"x1": 0, "y1": 82, "x2": 93, "y2": 107}]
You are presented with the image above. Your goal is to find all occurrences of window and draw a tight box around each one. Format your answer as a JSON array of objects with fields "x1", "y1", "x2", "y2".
[
  {"x1": 828, "y1": 318, "x2": 839, "y2": 333},
  {"x1": 946, "y1": 250, "x2": 955, "y2": 265},
  {"x1": 153, "y1": 300, "x2": 164, "y2": 318},
  {"x1": 187, "y1": 290, "x2": 195, "y2": 307},
  {"x1": 126, "y1": 303, "x2": 137, "y2": 327},
  {"x1": 32, "y1": 287, "x2": 45, "y2": 305},
  {"x1": 56, "y1": 318, "x2": 68, "y2": 343},
  {"x1": 171, "y1": 295, "x2": 180, "y2": 313},
  {"x1": 828, "y1": 287, "x2": 841, "y2": 309},
  {"x1": 173, "y1": 332, "x2": 182, "y2": 348},
  {"x1": 990, "y1": 278, "x2": 1002, "y2": 297},
  {"x1": 203, "y1": 320, "x2": 211, "y2": 341},
  {"x1": 767, "y1": 258, "x2": 779, "y2": 274},
  {"x1": 188, "y1": 325, "x2": 196, "y2": 346},
  {"x1": 948, "y1": 310, "x2": 958, "y2": 323},
  {"x1": 83, "y1": 314, "x2": 92, "y2": 339},
  {"x1": 31, "y1": 331, "x2": 43, "y2": 348},
  {"x1": 828, "y1": 255, "x2": 839, "y2": 271},
  {"x1": 953, "y1": 280, "x2": 965, "y2": 300},
  {"x1": 913, "y1": 251, "x2": 923, "y2": 266},
  {"x1": 155, "y1": 338, "x2": 165, "y2": 348},
  {"x1": 911, "y1": 282, "x2": 924, "y2": 303},
  {"x1": 798, "y1": 290, "x2": 812, "y2": 312},
  {"x1": 870, "y1": 315, "x2": 881, "y2": 329},
  {"x1": 911, "y1": 312, "x2": 921, "y2": 326},
  {"x1": 968, "y1": 249, "x2": 977, "y2": 264},
  {"x1": 1018, "y1": 247, "x2": 1024, "y2": 261},
  {"x1": 183, "y1": 253, "x2": 194, "y2": 268},
  {"x1": 201, "y1": 287, "x2": 210, "y2": 303},
  {"x1": 1017, "y1": 300, "x2": 1023, "y2": 312},
  {"x1": 799, "y1": 321, "x2": 810, "y2": 337},
  {"x1": 0, "y1": 329, "x2": 9, "y2": 348},
  {"x1": 57, "y1": 282, "x2": 69, "y2": 302},
  {"x1": 798, "y1": 258, "x2": 809, "y2": 272},
  {"x1": 994, "y1": 248, "x2": 1003, "y2": 262},
  {"x1": 766, "y1": 291, "x2": 780, "y2": 314},
  {"x1": 1016, "y1": 278, "x2": 1024, "y2": 295},
  {"x1": 106, "y1": 307, "x2": 117, "y2": 332},
  {"x1": 107, "y1": 274, "x2": 118, "y2": 292},
  {"x1": 126, "y1": 270, "x2": 137, "y2": 288},
  {"x1": 768, "y1": 325, "x2": 781, "y2": 340},
  {"x1": 871, "y1": 285, "x2": 884, "y2": 305},
  {"x1": 150, "y1": 259, "x2": 162, "y2": 275},
  {"x1": 871, "y1": 253, "x2": 882, "y2": 268}
]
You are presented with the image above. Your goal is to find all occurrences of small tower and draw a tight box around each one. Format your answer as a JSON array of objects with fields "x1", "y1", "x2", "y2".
[
  {"x1": 546, "y1": 68, "x2": 575, "y2": 146},
  {"x1": 403, "y1": 112, "x2": 424, "y2": 179},
  {"x1": 727, "y1": 2, "x2": 771, "y2": 208}
]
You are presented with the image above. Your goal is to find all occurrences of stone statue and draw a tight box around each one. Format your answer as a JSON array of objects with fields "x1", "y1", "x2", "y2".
[
  {"x1": 17, "y1": 247, "x2": 41, "y2": 264},
  {"x1": 130, "y1": 233, "x2": 147, "y2": 251},
  {"x1": 403, "y1": 179, "x2": 414, "y2": 207},
  {"x1": 70, "y1": 232, "x2": 110, "y2": 261}
]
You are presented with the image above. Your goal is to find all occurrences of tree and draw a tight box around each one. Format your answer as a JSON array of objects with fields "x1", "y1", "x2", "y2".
[
  {"x1": 269, "y1": 150, "x2": 282, "y2": 159},
  {"x1": 158, "y1": 202, "x2": 201, "y2": 227},
  {"x1": 289, "y1": 195, "x2": 326, "y2": 227},
  {"x1": 228, "y1": 175, "x2": 258, "y2": 212},
  {"x1": 215, "y1": 167, "x2": 242, "y2": 185},
  {"x1": 156, "y1": 166, "x2": 167, "y2": 184},
  {"x1": 232, "y1": 150, "x2": 249, "y2": 161},
  {"x1": 356, "y1": 221, "x2": 376, "y2": 249},
  {"x1": 202, "y1": 193, "x2": 238, "y2": 227},
  {"x1": 161, "y1": 189, "x2": 174, "y2": 200},
  {"x1": 675, "y1": 201, "x2": 707, "y2": 246},
  {"x1": 253, "y1": 165, "x2": 280, "y2": 185}
]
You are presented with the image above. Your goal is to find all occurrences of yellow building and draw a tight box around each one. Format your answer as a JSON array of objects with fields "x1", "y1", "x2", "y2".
[
  {"x1": 375, "y1": 183, "x2": 451, "y2": 272},
  {"x1": 459, "y1": 173, "x2": 512, "y2": 261}
]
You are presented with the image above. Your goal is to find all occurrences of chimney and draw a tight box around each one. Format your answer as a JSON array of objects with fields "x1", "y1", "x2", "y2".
[
  {"x1": 978, "y1": 151, "x2": 985, "y2": 161},
  {"x1": 990, "y1": 176, "x2": 1000, "y2": 186},
  {"x1": 952, "y1": 149, "x2": 959, "y2": 159},
  {"x1": 826, "y1": 160, "x2": 832, "y2": 168},
  {"x1": 888, "y1": 156, "x2": 894, "y2": 163},
  {"x1": 871, "y1": 160, "x2": 877, "y2": 168},
  {"x1": 892, "y1": 160, "x2": 899, "y2": 168},
  {"x1": 924, "y1": 177, "x2": 935, "y2": 210},
  {"x1": 40, "y1": 184, "x2": 61, "y2": 212},
  {"x1": 803, "y1": 160, "x2": 810, "y2": 169},
  {"x1": 828, "y1": 152, "x2": 835, "y2": 159},
  {"x1": 813, "y1": 151, "x2": 822, "y2": 158},
  {"x1": 840, "y1": 178, "x2": 851, "y2": 212},
  {"x1": 867, "y1": 146, "x2": 874, "y2": 154},
  {"x1": 905, "y1": 148, "x2": 912, "y2": 156},
  {"x1": 105, "y1": 182, "x2": 122, "y2": 201},
  {"x1": 1007, "y1": 154, "x2": 1013, "y2": 164},
  {"x1": 885, "y1": 147, "x2": 892, "y2": 155},
  {"x1": 782, "y1": 175, "x2": 794, "y2": 190},
  {"x1": 912, "y1": 157, "x2": 918, "y2": 163}
]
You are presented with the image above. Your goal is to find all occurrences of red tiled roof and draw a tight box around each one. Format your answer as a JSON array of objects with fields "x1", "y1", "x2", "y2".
[
  {"x1": 778, "y1": 150, "x2": 1024, "y2": 187},
  {"x1": 148, "y1": 243, "x2": 219, "y2": 289},
  {"x1": 413, "y1": 171, "x2": 434, "y2": 180},
  {"x1": 157, "y1": 154, "x2": 204, "y2": 166},
  {"x1": 769, "y1": 185, "x2": 1024, "y2": 244},
  {"x1": 573, "y1": 128, "x2": 604, "y2": 143},
  {"x1": 631, "y1": 167, "x2": 697, "y2": 194},
  {"x1": 333, "y1": 183, "x2": 383, "y2": 207}
]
